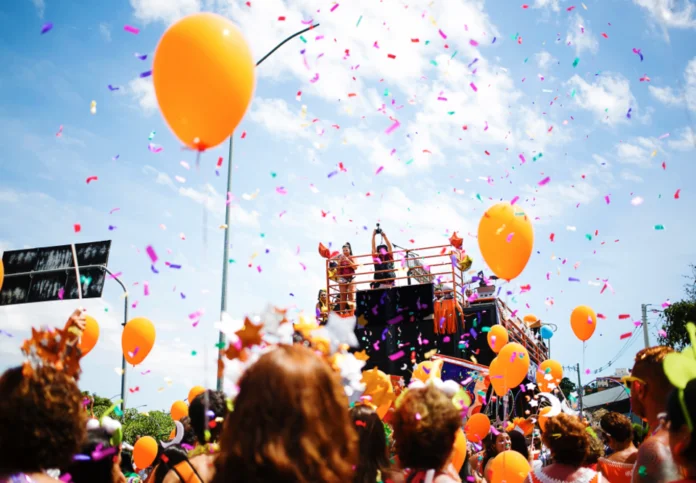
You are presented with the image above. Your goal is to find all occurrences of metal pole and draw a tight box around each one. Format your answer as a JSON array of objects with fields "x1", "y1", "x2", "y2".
[
  {"x1": 215, "y1": 24, "x2": 320, "y2": 391},
  {"x1": 576, "y1": 362, "x2": 583, "y2": 415},
  {"x1": 103, "y1": 267, "x2": 128, "y2": 412},
  {"x1": 641, "y1": 303, "x2": 650, "y2": 348}
]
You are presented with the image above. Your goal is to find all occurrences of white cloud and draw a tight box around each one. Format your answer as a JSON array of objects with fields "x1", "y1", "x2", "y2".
[
  {"x1": 633, "y1": 0, "x2": 696, "y2": 31},
  {"x1": 99, "y1": 23, "x2": 112, "y2": 42},
  {"x1": 534, "y1": 0, "x2": 560, "y2": 11},
  {"x1": 566, "y1": 14, "x2": 599, "y2": 56},
  {"x1": 536, "y1": 51, "x2": 556, "y2": 70},
  {"x1": 129, "y1": 77, "x2": 158, "y2": 113},
  {"x1": 649, "y1": 85, "x2": 683, "y2": 105},
  {"x1": 248, "y1": 98, "x2": 317, "y2": 142},
  {"x1": 142, "y1": 165, "x2": 176, "y2": 189},
  {"x1": 668, "y1": 127, "x2": 696, "y2": 150},
  {"x1": 568, "y1": 73, "x2": 638, "y2": 125},
  {"x1": 129, "y1": 0, "x2": 201, "y2": 25},
  {"x1": 30, "y1": 0, "x2": 45, "y2": 18},
  {"x1": 649, "y1": 56, "x2": 696, "y2": 110},
  {"x1": 620, "y1": 170, "x2": 644, "y2": 183},
  {"x1": 615, "y1": 137, "x2": 660, "y2": 166}
]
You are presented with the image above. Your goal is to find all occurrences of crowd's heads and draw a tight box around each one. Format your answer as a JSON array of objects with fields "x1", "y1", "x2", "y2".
[
  {"x1": 62, "y1": 427, "x2": 122, "y2": 483},
  {"x1": 212, "y1": 344, "x2": 357, "y2": 483},
  {"x1": 630, "y1": 346, "x2": 675, "y2": 418},
  {"x1": 585, "y1": 429, "x2": 604, "y2": 465},
  {"x1": 392, "y1": 384, "x2": 461, "y2": 472},
  {"x1": 508, "y1": 430, "x2": 529, "y2": 461},
  {"x1": 0, "y1": 365, "x2": 86, "y2": 475},
  {"x1": 600, "y1": 412, "x2": 634, "y2": 449},
  {"x1": 482, "y1": 429, "x2": 511, "y2": 471},
  {"x1": 350, "y1": 405, "x2": 391, "y2": 483},
  {"x1": 666, "y1": 379, "x2": 696, "y2": 467},
  {"x1": 541, "y1": 413, "x2": 589, "y2": 467},
  {"x1": 189, "y1": 389, "x2": 228, "y2": 445},
  {"x1": 179, "y1": 416, "x2": 197, "y2": 448},
  {"x1": 152, "y1": 446, "x2": 190, "y2": 483}
]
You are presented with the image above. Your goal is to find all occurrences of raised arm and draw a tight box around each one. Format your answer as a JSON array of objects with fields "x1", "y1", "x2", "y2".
[
  {"x1": 372, "y1": 229, "x2": 377, "y2": 256},
  {"x1": 383, "y1": 232, "x2": 393, "y2": 253}
]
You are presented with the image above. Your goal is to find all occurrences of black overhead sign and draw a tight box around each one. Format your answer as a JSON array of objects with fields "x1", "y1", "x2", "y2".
[{"x1": 0, "y1": 240, "x2": 112, "y2": 306}]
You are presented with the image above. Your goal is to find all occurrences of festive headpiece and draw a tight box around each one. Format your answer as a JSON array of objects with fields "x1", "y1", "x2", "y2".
[
  {"x1": 21, "y1": 326, "x2": 83, "y2": 379},
  {"x1": 663, "y1": 322, "x2": 696, "y2": 432},
  {"x1": 86, "y1": 415, "x2": 124, "y2": 448}
]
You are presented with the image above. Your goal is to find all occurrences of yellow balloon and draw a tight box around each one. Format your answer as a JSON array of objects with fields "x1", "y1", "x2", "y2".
[
  {"x1": 497, "y1": 343, "x2": 530, "y2": 388},
  {"x1": 412, "y1": 359, "x2": 443, "y2": 383},
  {"x1": 478, "y1": 203, "x2": 534, "y2": 281}
]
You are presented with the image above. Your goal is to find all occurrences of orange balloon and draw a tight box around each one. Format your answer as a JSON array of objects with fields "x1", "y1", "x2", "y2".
[
  {"x1": 133, "y1": 436, "x2": 158, "y2": 469},
  {"x1": 171, "y1": 400, "x2": 189, "y2": 421},
  {"x1": 78, "y1": 315, "x2": 100, "y2": 357},
  {"x1": 489, "y1": 450, "x2": 531, "y2": 483},
  {"x1": 0, "y1": 259, "x2": 4, "y2": 293},
  {"x1": 498, "y1": 343, "x2": 530, "y2": 388},
  {"x1": 153, "y1": 13, "x2": 255, "y2": 151},
  {"x1": 536, "y1": 359, "x2": 563, "y2": 393},
  {"x1": 570, "y1": 305, "x2": 597, "y2": 342},
  {"x1": 478, "y1": 203, "x2": 534, "y2": 281},
  {"x1": 188, "y1": 385, "x2": 206, "y2": 404},
  {"x1": 489, "y1": 357, "x2": 509, "y2": 396},
  {"x1": 487, "y1": 325, "x2": 509, "y2": 354},
  {"x1": 122, "y1": 317, "x2": 156, "y2": 366},
  {"x1": 451, "y1": 429, "x2": 468, "y2": 472},
  {"x1": 465, "y1": 413, "x2": 491, "y2": 443},
  {"x1": 412, "y1": 359, "x2": 443, "y2": 383},
  {"x1": 538, "y1": 406, "x2": 553, "y2": 432}
]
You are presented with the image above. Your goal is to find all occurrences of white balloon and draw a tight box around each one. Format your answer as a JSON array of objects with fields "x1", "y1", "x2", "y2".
[
  {"x1": 441, "y1": 380, "x2": 461, "y2": 398},
  {"x1": 536, "y1": 392, "x2": 562, "y2": 418},
  {"x1": 408, "y1": 379, "x2": 426, "y2": 390}
]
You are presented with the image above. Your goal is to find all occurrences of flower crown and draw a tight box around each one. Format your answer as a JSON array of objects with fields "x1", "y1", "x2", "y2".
[{"x1": 21, "y1": 325, "x2": 83, "y2": 380}]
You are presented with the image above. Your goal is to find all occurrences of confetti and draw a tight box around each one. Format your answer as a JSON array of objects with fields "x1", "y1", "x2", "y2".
[
  {"x1": 135, "y1": 53, "x2": 147, "y2": 60},
  {"x1": 86, "y1": 176, "x2": 98, "y2": 184},
  {"x1": 74, "y1": 223, "x2": 81, "y2": 233},
  {"x1": 654, "y1": 224, "x2": 665, "y2": 231},
  {"x1": 146, "y1": 245, "x2": 158, "y2": 264},
  {"x1": 148, "y1": 143, "x2": 163, "y2": 153},
  {"x1": 40, "y1": 23, "x2": 54, "y2": 35},
  {"x1": 388, "y1": 350, "x2": 405, "y2": 361},
  {"x1": 140, "y1": 70, "x2": 152, "y2": 78},
  {"x1": 385, "y1": 120, "x2": 400, "y2": 134},
  {"x1": 124, "y1": 25, "x2": 140, "y2": 34},
  {"x1": 375, "y1": 166, "x2": 384, "y2": 175},
  {"x1": 674, "y1": 189, "x2": 681, "y2": 199},
  {"x1": 632, "y1": 48, "x2": 644, "y2": 62},
  {"x1": 572, "y1": 57, "x2": 580, "y2": 68},
  {"x1": 538, "y1": 176, "x2": 551, "y2": 186},
  {"x1": 470, "y1": 82, "x2": 478, "y2": 92}
]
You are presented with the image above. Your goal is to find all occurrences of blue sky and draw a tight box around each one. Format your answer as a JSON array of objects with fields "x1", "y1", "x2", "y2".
[{"x1": 0, "y1": 0, "x2": 695, "y2": 411}]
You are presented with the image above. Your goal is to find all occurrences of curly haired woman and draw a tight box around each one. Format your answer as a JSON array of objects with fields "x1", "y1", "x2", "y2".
[
  {"x1": 525, "y1": 413, "x2": 603, "y2": 483},
  {"x1": 392, "y1": 385, "x2": 462, "y2": 483},
  {"x1": 211, "y1": 344, "x2": 358, "y2": 482},
  {"x1": 597, "y1": 412, "x2": 637, "y2": 483}
]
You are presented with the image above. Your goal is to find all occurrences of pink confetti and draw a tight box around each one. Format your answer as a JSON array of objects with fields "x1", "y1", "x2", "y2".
[
  {"x1": 388, "y1": 350, "x2": 405, "y2": 361},
  {"x1": 438, "y1": 29, "x2": 447, "y2": 39},
  {"x1": 519, "y1": 154, "x2": 526, "y2": 164},
  {"x1": 385, "y1": 119, "x2": 401, "y2": 135},
  {"x1": 86, "y1": 176, "x2": 98, "y2": 184},
  {"x1": 506, "y1": 233, "x2": 514, "y2": 242},
  {"x1": 257, "y1": 265, "x2": 262, "y2": 273},
  {"x1": 310, "y1": 73, "x2": 319, "y2": 83},
  {"x1": 585, "y1": 369, "x2": 591, "y2": 375},
  {"x1": 124, "y1": 25, "x2": 140, "y2": 34},
  {"x1": 58, "y1": 288, "x2": 65, "y2": 300},
  {"x1": 145, "y1": 245, "x2": 158, "y2": 264},
  {"x1": 375, "y1": 166, "x2": 384, "y2": 175},
  {"x1": 469, "y1": 82, "x2": 478, "y2": 92},
  {"x1": 658, "y1": 329, "x2": 667, "y2": 338},
  {"x1": 148, "y1": 143, "x2": 163, "y2": 153},
  {"x1": 330, "y1": 3, "x2": 339, "y2": 12},
  {"x1": 605, "y1": 195, "x2": 611, "y2": 204},
  {"x1": 538, "y1": 176, "x2": 551, "y2": 186},
  {"x1": 510, "y1": 196, "x2": 519, "y2": 205},
  {"x1": 469, "y1": 39, "x2": 479, "y2": 46},
  {"x1": 276, "y1": 186, "x2": 288, "y2": 195},
  {"x1": 299, "y1": 262, "x2": 307, "y2": 271},
  {"x1": 143, "y1": 282, "x2": 150, "y2": 296}
]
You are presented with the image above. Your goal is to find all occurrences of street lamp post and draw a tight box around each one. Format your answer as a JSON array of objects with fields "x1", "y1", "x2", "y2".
[
  {"x1": 103, "y1": 267, "x2": 129, "y2": 412},
  {"x1": 216, "y1": 23, "x2": 320, "y2": 391}
]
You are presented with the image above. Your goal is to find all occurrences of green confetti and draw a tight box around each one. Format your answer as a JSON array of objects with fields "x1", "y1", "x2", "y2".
[
  {"x1": 585, "y1": 234, "x2": 593, "y2": 241},
  {"x1": 447, "y1": 111, "x2": 455, "y2": 115},
  {"x1": 260, "y1": 233, "x2": 265, "y2": 238},
  {"x1": 270, "y1": 172, "x2": 277, "y2": 178},
  {"x1": 476, "y1": 193, "x2": 482, "y2": 202},
  {"x1": 572, "y1": 57, "x2": 580, "y2": 67},
  {"x1": 299, "y1": 35, "x2": 307, "y2": 43},
  {"x1": 571, "y1": 88, "x2": 576, "y2": 97},
  {"x1": 482, "y1": 327, "x2": 491, "y2": 332},
  {"x1": 228, "y1": 258, "x2": 235, "y2": 263},
  {"x1": 430, "y1": 59, "x2": 438, "y2": 66},
  {"x1": 215, "y1": 342, "x2": 226, "y2": 349},
  {"x1": 204, "y1": 429, "x2": 211, "y2": 442},
  {"x1": 451, "y1": 50, "x2": 458, "y2": 59},
  {"x1": 191, "y1": 350, "x2": 198, "y2": 356},
  {"x1": 384, "y1": 88, "x2": 390, "y2": 96},
  {"x1": 512, "y1": 32, "x2": 519, "y2": 40},
  {"x1": 425, "y1": 40, "x2": 430, "y2": 45},
  {"x1": 524, "y1": 57, "x2": 528, "y2": 63},
  {"x1": 406, "y1": 158, "x2": 414, "y2": 165},
  {"x1": 638, "y1": 466, "x2": 647, "y2": 477},
  {"x1": 113, "y1": 406, "x2": 123, "y2": 417},
  {"x1": 511, "y1": 296, "x2": 518, "y2": 304},
  {"x1": 654, "y1": 224, "x2": 665, "y2": 231},
  {"x1": 104, "y1": 308, "x2": 109, "y2": 312},
  {"x1": 356, "y1": 15, "x2": 363, "y2": 27}
]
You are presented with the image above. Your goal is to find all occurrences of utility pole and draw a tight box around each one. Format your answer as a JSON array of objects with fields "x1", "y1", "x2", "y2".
[{"x1": 641, "y1": 303, "x2": 650, "y2": 348}]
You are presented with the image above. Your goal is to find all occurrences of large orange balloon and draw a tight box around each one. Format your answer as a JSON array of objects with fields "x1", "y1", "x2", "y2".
[
  {"x1": 122, "y1": 317, "x2": 156, "y2": 366},
  {"x1": 188, "y1": 385, "x2": 206, "y2": 404},
  {"x1": 498, "y1": 343, "x2": 530, "y2": 388},
  {"x1": 465, "y1": 413, "x2": 491, "y2": 443},
  {"x1": 451, "y1": 429, "x2": 468, "y2": 472},
  {"x1": 153, "y1": 13, "x2": 255, "y2": 151},
  {"x1": 489, "y1": 357, "x2": 509, "y2": 396},
  {"x1": 478, "y1": 203, "x2": 534, "y2": 281},
  {"x1": 570, "y1": 305, "x2": 597, "y2": 342},
  {"x1": 0, "y1": 259, "x2": 4, "y2": 292},
  {"x1": 538, "y1": 406, "x2": 553, "y2": 432},
  {"x1": 133, "y1": 436, "x2": 158, "y2": 469},
  {"x1": 78, "y1": 315, "x2": 100, "y2": 357},
  {"x1": 536, "y1": 359, "x2": 563, "y2": 393},
  {"x1": 487, "y1": 325, "x2": 509, "y2": 354},
  {"x1": 171, "y1": 400, "x2": 189, "y2": 421},
  {"x1": 489, "y1": 450, "x2": 531, "y2": 483}
]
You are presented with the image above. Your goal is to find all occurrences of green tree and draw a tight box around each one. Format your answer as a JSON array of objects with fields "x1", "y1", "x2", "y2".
[
  {"x1": 559, "y1": 377, "x2": 577, "y2": 399},
  {"x1": 658, "y1": 265, "x2": 696, "y2": 350}
]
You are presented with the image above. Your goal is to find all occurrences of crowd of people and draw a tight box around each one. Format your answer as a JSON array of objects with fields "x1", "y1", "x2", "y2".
[{"x1": 1, "y1": 310, "x2": 695, "y2": 483}]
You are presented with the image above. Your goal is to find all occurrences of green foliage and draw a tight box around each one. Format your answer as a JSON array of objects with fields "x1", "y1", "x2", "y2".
[
  {"x1": 82, "y1": 392, "x2": 174, "y2": 445},
  {"x1": 559, "y1": 377, "x2": 577, "y2": 399},
  {"x1": 659, "y1": 302, "x2": 696, "y2": 351}
]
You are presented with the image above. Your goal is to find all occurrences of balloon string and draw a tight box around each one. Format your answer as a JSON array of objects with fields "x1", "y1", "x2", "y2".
[{"x1": 71, "y1": 243, "x2": 83, "y2": 300}]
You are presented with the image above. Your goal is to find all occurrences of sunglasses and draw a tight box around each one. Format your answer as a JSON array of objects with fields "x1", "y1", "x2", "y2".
[{"x1": 621, "y1": 375, "x2": 646, "y2": 391}]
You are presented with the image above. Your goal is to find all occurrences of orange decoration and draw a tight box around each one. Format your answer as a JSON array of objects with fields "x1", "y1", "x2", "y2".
[
  {"x1": 536, "y1": 359, "x2": 563, "y2": 393},
  {"x1": 570, "y1": 305, "x2": 597, "y2": 342},
  {"x1": 477, "y1": 203, "x2": 534, "y2": 281},
  {"x1": 78, "y1": 315, "x2": 100, "y2": 357},
  {"x1": 449, "y1": 231, "x2": 463, "y2": 249},
  {"x1": 133, "y1": 436, "x2": 158, "y2": 469},
  {"x1": 121, "y1": 317, "x2": 156, "y2": 366},
  {"x1": 0, "y1": 259, "x2": 4, "y2": 292},
  {"x1": 497, "y1": 343, "x2": 530, "y2": 388},
  {"x1": 489, "y1": 357, "x2": 509, "y2": 396},
  {"x1": 465, "y1": 413, "x2": 491, "y2": 443},
  {"x1": 170, "y1": 400, "x2": 189, "y2": 421},
  {"x1": 489, "y1": 450, "x2": 531, "y2": 483},
  {"x1": 451, "y1": 429, "x2": 468, "y2": 472},
  {"x1": 153, "y1": 13, "x2": 255, "y2": 151},
  {"x1": 318, "y1": 242, "x2": 331, "y2": 259},
  {"x1": 412, "y1": 359, "x2": 443, "y2": 383},
  {"x1": 538, "y1": 406, "x2": 553, "y2": 432},
  {"x1": 487, "y1": 325, "x2": 509, "y2": 353},
  {"x1": 188, "y1": 385, "x2": 206, "y2": 404}
]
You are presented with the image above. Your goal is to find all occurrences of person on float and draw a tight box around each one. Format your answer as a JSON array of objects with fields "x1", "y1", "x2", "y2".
[
  {"x1": 335, "y1": 242, "x2": 357, "y2": 312},
  {"x1": 371, "y1": 226, "x2": 396, "y2": 289},
  {"x1": 624, "y1": 346, "x2": 680, "y2": 483}
]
